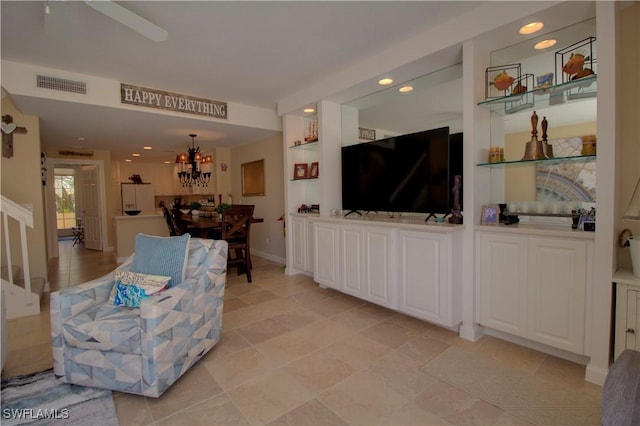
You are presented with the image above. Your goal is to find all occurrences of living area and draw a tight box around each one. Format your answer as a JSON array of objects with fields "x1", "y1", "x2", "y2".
[{"x1": 1, "y1": 1, "x2": 639, "y2": 425}]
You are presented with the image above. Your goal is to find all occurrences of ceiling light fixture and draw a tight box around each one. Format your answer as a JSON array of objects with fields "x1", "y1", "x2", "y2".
[
  {"x1": 143, "y1": 146, "x2": 152, "y2": 150},
  {"x1": 176, "y1": 134, "x2": 212, "y2": 187},
  {"x1": 398, "y1": 86, "x2": 414, "y2": 93},
  {"x1": 124, "y1": 159, "x2": 132, "y2": 162},
  {"x1": 534, "y1": 39, "x2": 557, "y2": 50},
  {"x1": 378, "y1": 78, "x2": 393, "y2": 86},
  {"x1": 132, "y1": 153, "x2": 140, "y2": 157},
  {"x1": 303, "y1": 108, "x2": 315, "y2": 113},
  {"x1": 519, "y1": 22, "x2": 544, "y2": 35}
]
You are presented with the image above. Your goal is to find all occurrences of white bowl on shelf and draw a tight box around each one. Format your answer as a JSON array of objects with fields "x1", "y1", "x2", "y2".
[{"x1": 179, "y1": 209, "x2": 190, "y2": 215}]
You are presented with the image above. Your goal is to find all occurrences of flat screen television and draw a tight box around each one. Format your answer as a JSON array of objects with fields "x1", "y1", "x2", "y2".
[{"x1": 341, "y1": 127, "x2": 462, "y2": 217}]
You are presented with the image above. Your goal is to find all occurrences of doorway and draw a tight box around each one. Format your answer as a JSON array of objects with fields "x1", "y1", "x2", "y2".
[
  {"x1": 44, "y1": 158, "x2": 108, "y2": 260},
  {"x1": 54, "y1": 168, "x2": 78, "y2": 239}
]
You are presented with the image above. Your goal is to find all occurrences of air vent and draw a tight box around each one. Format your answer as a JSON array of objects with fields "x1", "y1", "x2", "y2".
[{"x1": 36, "y1": 75, "x2": 87, "y2": 95}]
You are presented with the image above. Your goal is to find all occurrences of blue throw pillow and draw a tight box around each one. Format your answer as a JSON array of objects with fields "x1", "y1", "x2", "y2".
[{"x1": 130, "y1": 233, "x2": 190, "y2": 287}]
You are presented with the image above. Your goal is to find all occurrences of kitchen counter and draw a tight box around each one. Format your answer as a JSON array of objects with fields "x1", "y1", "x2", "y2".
[{"x1": 113, "y1": 212, "x2": 169, "y2": 262}]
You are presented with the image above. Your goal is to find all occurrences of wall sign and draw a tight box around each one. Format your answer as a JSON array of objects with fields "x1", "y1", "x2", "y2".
[
  {"x1": 120, "y1": 83, "x2": 227, "y2": 119},
  {"x1": 359, "y1": 127, "x2": 376, "y2": 141}
]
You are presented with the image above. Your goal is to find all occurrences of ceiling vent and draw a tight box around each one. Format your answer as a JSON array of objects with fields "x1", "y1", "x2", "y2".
[{"x1": 36, "y1": 75, "x2": 87, "y2": 95}]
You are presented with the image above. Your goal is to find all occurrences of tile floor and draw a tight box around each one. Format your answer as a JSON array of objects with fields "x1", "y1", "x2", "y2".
[{"x1": 3, "y1": 240, "x2": 603, "y2": 425}]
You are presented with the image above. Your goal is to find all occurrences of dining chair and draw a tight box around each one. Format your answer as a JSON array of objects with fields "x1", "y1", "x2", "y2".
[
  {"x1": 221, "y1": 205, "x2": 255, "y2": 283},
  {"x1": 162, "y1": 207, "x2": 188, "y2": 237}
]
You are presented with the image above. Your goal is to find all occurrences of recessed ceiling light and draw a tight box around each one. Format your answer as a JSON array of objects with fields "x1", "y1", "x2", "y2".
[
  {"x1": 124, "y1": 159, "x2": 132, "y2": 162},
  {"x1": 519, "y1": 22, "x2": 543, "y2": 35},
  {"x1": 77, "y1": 137, "x2": 85, "y2": 142},
  {"x1": 143, "y1": 146, "x2": 152, "y2": 150},
  {"x1": 534, "y1": 39, "x2": 557, "y2": 50},
  {"x1": 132, "y1": 153, "x2": 140, "y2": 157},
  {"x1": 378, "y1": 78, "x2": 393, "y2": 86},
  {"x1": 398, "y1": 86, "x2": 414, "y2": 93},
  {"x1": 163, "y1": 161, "x2": 172, "y2": 164},
  {"x1": 303, "y1": 108, "x2": 315, "y2": 113}
]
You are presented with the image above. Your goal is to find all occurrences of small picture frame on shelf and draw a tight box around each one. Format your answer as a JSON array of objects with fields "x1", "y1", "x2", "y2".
[
  {"x1": 309, "y1": 162, "x2": 319, "y2": 178},
  {"x1": 481, "y1": 204, "x2": 500, "y2": 225},
  {"x1": 293, "y1": 163, "x2": 308, "y2": 180}
]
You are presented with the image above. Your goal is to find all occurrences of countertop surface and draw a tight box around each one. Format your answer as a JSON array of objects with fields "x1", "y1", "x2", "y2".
[{"x1": 114, "y1": 212, "x2": 163, "y2": 220}]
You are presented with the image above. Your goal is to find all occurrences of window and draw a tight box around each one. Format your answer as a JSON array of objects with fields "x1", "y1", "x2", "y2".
[{"x1": 54, "y1": 172, "x2": 76, "y2": 230}]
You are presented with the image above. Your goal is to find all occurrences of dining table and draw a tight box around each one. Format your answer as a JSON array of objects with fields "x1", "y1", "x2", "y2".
[{"x1": 178, "y1": 212, "x2": 264, "y2": 238}]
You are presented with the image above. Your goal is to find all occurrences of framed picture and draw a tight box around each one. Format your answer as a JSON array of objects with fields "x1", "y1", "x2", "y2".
[
  {"x1": 241, "y1": 159, "x2": 265, "y2": 196},
  {"x1": 293, "y1": 163, "x2": 308, "y2": 180},
  {"x1": 481, "y1": 204, "x2": 500, "y2": 225},
  {"x1": 309, "y1": 162, "x2": 319, "y2": 178}
]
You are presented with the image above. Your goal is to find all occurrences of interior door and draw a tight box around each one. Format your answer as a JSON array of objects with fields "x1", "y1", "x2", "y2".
[{"x1": 79, "y1": 165, "x2": 102, "y2": 250}]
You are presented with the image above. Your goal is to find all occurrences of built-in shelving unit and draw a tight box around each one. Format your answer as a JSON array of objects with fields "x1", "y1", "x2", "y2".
[
  {"x1": 477, "y1": 154, "x2": 596, "y2": 167},
  {"x1": 477, "y1": 75, "x2": 597, "y2": 115}
]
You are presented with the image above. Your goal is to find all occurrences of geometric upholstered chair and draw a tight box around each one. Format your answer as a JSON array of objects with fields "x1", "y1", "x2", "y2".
[{"x1": 50, "y1": 235, "x2": 228, "y2": 397}]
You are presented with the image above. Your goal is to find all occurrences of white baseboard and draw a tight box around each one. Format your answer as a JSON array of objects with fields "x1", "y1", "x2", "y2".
[
  {"x1": 585, "y1": 364, "x2": 608, "y2": 386},
  {"x1": 459, "y1": 322, "x2": 484, "y2": 342},
  {"x1": 251, "y1": 249, "x2": 285, "y2": 265}
]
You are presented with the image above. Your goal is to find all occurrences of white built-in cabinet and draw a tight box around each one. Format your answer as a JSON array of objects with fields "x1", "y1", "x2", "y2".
[
  {"x1": 290, "y1": 214, "x2": 314, "y2": 274},
  {"x1": 397, "y1": 229, "x2": 461, "y2": 327},
  {"x1": 613, "y1": 269, "x2": 640, "y2": 359},
  {"x1": 478, "y1": 231, "x2": 591, "y2": 354},
  {"x1": 313, "y1": 220, "x2": 340, "y2": 290},
  {"x1": 311, "y1": 217, "x2": 463, "y2": 328},
  {"x1": 340, "y1": 223, "x2": 394, "y2": 308}
]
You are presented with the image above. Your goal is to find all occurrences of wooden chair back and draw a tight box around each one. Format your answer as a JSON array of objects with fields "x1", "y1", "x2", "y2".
[
  {"x1": 162, "y1": 207, "x2": 181, "y2": 236},
  {"x1": 221, "y1": 205, "x2": 255, "y2": 282}
]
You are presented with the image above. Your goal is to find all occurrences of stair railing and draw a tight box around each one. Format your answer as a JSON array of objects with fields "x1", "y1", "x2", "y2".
[{"x1": 1, "y1": 195, "x2": 34, "y2": 306}]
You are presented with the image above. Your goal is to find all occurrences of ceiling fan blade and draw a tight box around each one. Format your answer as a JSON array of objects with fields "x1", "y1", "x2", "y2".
[{"x1": 83, "y1": 1, "x2": 168, "y2": 42}]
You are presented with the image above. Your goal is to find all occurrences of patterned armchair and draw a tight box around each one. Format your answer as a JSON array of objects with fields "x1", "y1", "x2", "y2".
[{"x1": 50, "y1": 238, "x2": 228, "y2": 397}]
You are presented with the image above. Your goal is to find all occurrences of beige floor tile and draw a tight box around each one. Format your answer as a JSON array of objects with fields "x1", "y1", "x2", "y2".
[
  {"x1": 356, "y1": 303, "x2": 397, "y2": 320},
  {"x1": 305, "y1": 296, "x2": 356, "y2": 317},
  {"x1": 395, "y1": 336, "x2": 450, "y2": 364},
  {"x1": 386, "y1": 312, "x2": 440, "y2": 334},
  {"x1": 145, "y1": 362, "x2": 224, "y2": 421},
  {"x1": 284, "y1": 350, "x2": 356, "y2": 393},
  {"x1": 238, "y1": 288, "x2": 281, "y2": 306},
  {"x1": 156, "y1": 393, "x2": 250, "y2": 426},
  {"x1": 366, "y1": 351, "x2": 438, "y2": 399},
  {"x1": 267, "y1": 399, "x2": 348, "y2": 426},
  {"x1": 319, "y1": 370, "x2": 410, "y2": 425},
  {"x1": 223, "y1": 296, "x2": 250, "y2": 313},
  {"x1": 331, "y1": 308, "x2": 385, "y2": 332},
  {"x1": 360, "y1": 321, "x2": 422, "y2": 349},
  {"x1": 443, "y1": 398, "x2": 508, "y2": 426},
  {"x1": 325, "y1": 333, "x2": 391, "y2": 370},
  {"x1": 2, "y1": 341, "x2": 52, "y2": 378},
  {"x1": 425, "y1": 326, "x2": 485, "y2": 350},
  {"x1": 256, "y1": 331, "x2": 320, "y2": 366},
  {"x1": 113, "y1": 393, "x2": 153, "y2": 426},
  {"x1": 292, "y1": 318, "x2": 356, "y2": 348},
  {"x1": 414, "y1": 380, "x2": 481, "y2": 419},
  {"x1": 272, "y1": 307, "x2": 326, "y2": 331},
  {"x1": 330, "y1": 293, "x2": 368, "y2": 308},
  {"x1": 236, "y1": 317, "x2": 292, "y2": 344},
  {"x1": 535, "y1": 354, "x2": 602, "y2": 398},
  {"x1": 228, "y1": 369, "x2": 315, "y2": 425},
  {"x1": 475, "y1": 336, "x2": 547, "y2": 374},
  {"x1": 203, "y1": 330, "x2": 252, "y2": 363},
  {"x1": 261, "y1": 279, "x2": 318, "y2": 297},
  {"x1": 203, "y1": 346, "x2": 279, "y2": 390},
  {"x1": 375, "y1": 401, "x2": 452, "y2": 426},
  {"x1": 293, "y1": 288, "x2": 337, "y2": 306}
]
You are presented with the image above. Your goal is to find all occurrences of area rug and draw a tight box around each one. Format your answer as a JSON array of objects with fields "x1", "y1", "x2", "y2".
[
  {"x1": 420, "y1": 346, "x2": 601, "y2": 425},
  {"x1": 1, "y1": 369, "x2": 118, "y2": 426}
]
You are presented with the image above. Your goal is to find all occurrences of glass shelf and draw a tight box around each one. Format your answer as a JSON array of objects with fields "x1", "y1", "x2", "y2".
[
  {"x1": 289, "y1": 141, "x2": 318, "y2": 151},
  {"x1": 477, "y1": 75, "x2": 597, "y2": 115},
  {"x1": 477, "y1": 154, "x2": 595, "y2": 167},
  {"x1": 504, "y1": 211, "x2": 572, "y2": 218}
]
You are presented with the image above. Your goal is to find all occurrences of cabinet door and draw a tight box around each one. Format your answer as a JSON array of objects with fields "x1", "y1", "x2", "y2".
[
  {"x1": 625, "y1": 289, "x2": 640, "y2": 352},
  {"x1": 313, "y1": 221, "x2": 340, "y2": 289},
  {"x1": 398, "y1": 230, "x2": 449, "y2": 326},
  {"x1": 478, "y1": 233, "x2": 528, "y2": 337},
  {"x1": 364, "y1": 226, "x2": 394, "y2": 308},
  {"x1": 290, "y1": 216, "x2": 308, "y2": 272},
  {"x1": 305, "y1": 218, "x2": 314, "y2": 273},
  {"x1": 527, "y1": 238, "x2": 586, "y2": 353},
  {"x1": 340, "y1": 224, "x2": 364, "y2": 298}
]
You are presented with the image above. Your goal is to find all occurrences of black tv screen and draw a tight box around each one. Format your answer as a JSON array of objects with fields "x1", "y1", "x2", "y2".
[{"x1": 341, "y1": 127, "x2": 462, "y2": 215}]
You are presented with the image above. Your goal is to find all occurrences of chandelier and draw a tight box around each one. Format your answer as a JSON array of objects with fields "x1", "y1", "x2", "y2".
[{"x1": 176, "y1": 134, "x2": 212, "y2": 187}]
